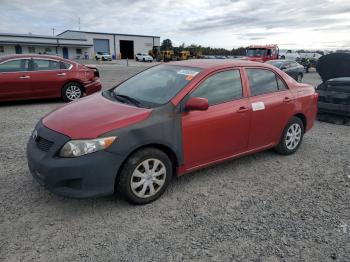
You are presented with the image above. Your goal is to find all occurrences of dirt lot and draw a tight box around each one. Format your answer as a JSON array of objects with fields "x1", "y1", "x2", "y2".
[{"x1": 0, "y1": 63, "x2": 349, "y2": 262}]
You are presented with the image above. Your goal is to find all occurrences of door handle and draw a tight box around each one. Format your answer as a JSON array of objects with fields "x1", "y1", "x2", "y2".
[
  {"x1": 283, "y1": 97, "x2": 292, "y2": 103},
  {"x1": 57, "y1": 73, "x2": 66, "y2": 76},
  {"x1": 237, "y1": 106, "x2": 249, "y2": 113},
  {"x1": 19, "y1": 76, "x2": 30, "y2": 79}
]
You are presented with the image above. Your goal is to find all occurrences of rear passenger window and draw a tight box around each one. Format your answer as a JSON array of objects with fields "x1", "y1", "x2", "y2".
[
  {"x1": 0, "y1": 59, "x2": 30, "y2": 72},
  {"x1": 276, "y1": 77, "x2": 287, "y2": 90},
  {"x1": 33, "y1": 59, "x2": 60, "y2": 71},
  {"x1": 247, "y1": 69, "x2": 286, "y2": 96},
  {"x1": 190, "y1": 70, "x2": 243, "y2": 106}
]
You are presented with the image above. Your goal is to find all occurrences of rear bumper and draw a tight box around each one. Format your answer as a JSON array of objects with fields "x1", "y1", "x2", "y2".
[
  {"x1": 318, "y1": 102, "x2": 350, "y2": 117},
  {"x1": 26, "y1": 121, "x2": 123, "y2": 198},
  {"x1": 84, "y1": 80, "x2": 102, "y2": 95}
]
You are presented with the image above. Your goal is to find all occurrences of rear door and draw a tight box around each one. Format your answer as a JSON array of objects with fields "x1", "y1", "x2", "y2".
[
  {"x1": 0, "y1": 58, "x2": 32, "y2": 100},
  {"x1": 245, "y1": 68, "x2": 295, "y2": 149},
  {"x1": 182, "y1": 68, "x2": 251, "y2": 170},
  {"x1": 30, "y1": 58, "x2": 65, "y2": 98}
]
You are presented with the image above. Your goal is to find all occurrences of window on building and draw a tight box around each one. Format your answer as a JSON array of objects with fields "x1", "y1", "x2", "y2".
[
  {"x1": 76, "y1": 48, "x2": 82, "y2": 55},
  {"x1": 0, "y1": 46, "x2": 4, "y2": 53},
  {"x1": 189, "y1": 70, "x2": 243, "y2": 106},
  {"x1": 45, "y1": 47, "x2": 52, "y2": 53},
  {"x1": 28, "y1": 47, "x2": 36, "y2": 53},
  {"x1": 33, "y1": 59, "x2": 60, "y2": 71},
  {"x1": 246, "y1": 69, "x2": 287, "y2": 96},
  {"x1": 0, "y1": 59, "x2": 30, "y2": 72}
]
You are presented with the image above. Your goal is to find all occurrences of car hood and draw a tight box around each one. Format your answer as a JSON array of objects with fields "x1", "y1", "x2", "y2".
[
  {"x1": 42, "y1": 93, "x2": 151, "y2": 139},
  {"x1": 316, "y1": 53, "x2": 350, "y2": 82}
]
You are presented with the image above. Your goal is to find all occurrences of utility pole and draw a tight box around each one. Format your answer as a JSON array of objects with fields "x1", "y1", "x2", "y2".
[{"x1": 52, "y1": 28, "x2": 55, "y2": 36}]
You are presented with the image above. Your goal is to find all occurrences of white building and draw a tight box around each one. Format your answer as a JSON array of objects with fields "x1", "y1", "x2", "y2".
[{"x1": 0, "y1": 30, "x2": 161, "y2": 60}]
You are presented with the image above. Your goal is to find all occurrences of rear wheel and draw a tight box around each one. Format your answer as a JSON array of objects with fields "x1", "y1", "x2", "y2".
[
  {"x1": 62, "y1": 82, "x2": 83, "y2": 102},
  {"x1": 117, "y1": 148, "x2": 172, "y2": 204},
  {"x1": 142, "y1": 58, "x2": 146, "y2": 62},
  {"x1": 275, "y1": 117, "x2": 304, "y2": 155}
]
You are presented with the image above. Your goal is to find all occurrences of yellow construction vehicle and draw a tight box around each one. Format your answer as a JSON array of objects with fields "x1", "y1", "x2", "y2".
[
  {"x1": 178, "y1": 51, "x2": 190, "y2": 60},
  {"x1": 160, "y1": 50, "x2": 175, "y2": 62},
  {"x1": 148, "y1": 46, "x2": 160, "y2": 61}
]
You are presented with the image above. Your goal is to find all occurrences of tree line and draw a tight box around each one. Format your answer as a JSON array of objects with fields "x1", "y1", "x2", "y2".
[{"x1": 160, "y1": 39, "x2": 246, "y2": 56}]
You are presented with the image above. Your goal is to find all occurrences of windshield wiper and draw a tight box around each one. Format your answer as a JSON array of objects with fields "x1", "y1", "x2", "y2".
[{"x1": 113, "y1": 93, "x2": 143, "y2": 107}]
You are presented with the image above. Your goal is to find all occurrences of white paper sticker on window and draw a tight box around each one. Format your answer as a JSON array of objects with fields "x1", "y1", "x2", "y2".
[
  {"x1": 252, "y1": 102, "x2": 265, "y2": 111},
  {"x1": 176, "y1": 69, "x2": 199, "y2": 76}
]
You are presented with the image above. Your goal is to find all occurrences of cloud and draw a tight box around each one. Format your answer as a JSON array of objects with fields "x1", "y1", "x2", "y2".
[{"x1": 0, "y1": 0, "x2": 349, "y2": 49}]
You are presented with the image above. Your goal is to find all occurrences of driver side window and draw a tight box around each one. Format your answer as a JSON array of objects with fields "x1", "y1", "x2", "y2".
[{"x1": 189, "y1": 70, "x2": 243, "y2": 106}]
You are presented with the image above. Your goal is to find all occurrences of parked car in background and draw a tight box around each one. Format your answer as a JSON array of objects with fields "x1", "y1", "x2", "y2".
[
  {"x1": 0, "y1": 54, "x2": 101, "y2": 102},
  {"x1": 279, "y1": 50, "x2": 300, "y2": 61},
  {"x1": 316, "y1": 53, "x2": 350, "y2": 117},
  {"x1": 27, "y1": 59, "x2": 318, "y2": 204},
  {"x1": 95, "y1": 52, "x2": 112, "y2": 61},
  {"x1": 266, "y1": 59, "x2": 304, "y2": 82},
  {"x1": 135, "y1": 53, "x2": 153, "y2": 62}
]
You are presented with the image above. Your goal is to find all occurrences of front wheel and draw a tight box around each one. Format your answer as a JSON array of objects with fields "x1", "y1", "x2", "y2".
[
  {"x1": 62, "y1": 82, "x2": 83, "y2": 102},
  {"x1": 117, "y1": 148, "x2": 172, "y2": 204},
  {"x1": 275, "y1": 117, "x2": 304, "y2": 155}
]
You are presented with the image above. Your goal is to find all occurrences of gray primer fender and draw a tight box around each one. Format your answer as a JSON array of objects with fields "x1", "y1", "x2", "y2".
[{"x1": 103, "y1": 102, "x2": 184, "y2": 167}]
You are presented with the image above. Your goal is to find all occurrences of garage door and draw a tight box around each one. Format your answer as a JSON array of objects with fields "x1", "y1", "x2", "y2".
[{"x1": 93, "y1": 39, "x2": 110, "y2": 54}]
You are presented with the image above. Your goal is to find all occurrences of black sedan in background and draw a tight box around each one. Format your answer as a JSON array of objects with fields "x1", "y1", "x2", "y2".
[{"x1": 266, "y1": 60, "x2": 304, "y2": 82}]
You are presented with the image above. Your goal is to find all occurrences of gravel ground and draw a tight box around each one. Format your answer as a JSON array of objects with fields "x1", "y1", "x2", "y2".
[{"x1": 0, "y1": 64, "x2": 349, "y2": 262}]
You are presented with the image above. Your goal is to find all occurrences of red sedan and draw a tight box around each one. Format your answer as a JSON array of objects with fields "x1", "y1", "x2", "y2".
[
  {"x1": 27, "y1": 60, "x2": 318, "y2": 204},
  {"x1": 0, "y1": 54, "x2": 101, "y2": 102}
]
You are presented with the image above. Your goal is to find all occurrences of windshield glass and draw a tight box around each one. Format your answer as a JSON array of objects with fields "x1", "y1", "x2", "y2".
[
  {"x1": 247, "y1": 48, "x2": 267, "y2": 57},
  {"x1": 113, "y1": 65, "x2": 201, "y2": 107},
  {"x1": 266, "y1": 60, "x2": 283, "y2": 68}
]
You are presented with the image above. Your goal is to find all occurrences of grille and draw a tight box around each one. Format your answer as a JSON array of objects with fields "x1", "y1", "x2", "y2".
[{"x1": 35, "y1": 136, "x2": 54, "y2": 152}]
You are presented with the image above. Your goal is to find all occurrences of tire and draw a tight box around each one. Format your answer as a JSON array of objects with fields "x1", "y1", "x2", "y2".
[
  {"x1": 274, "y1": 117, "x2": 304, "y2": 155},
  {"x1": 296, "y1": 73, "x2": 303, "y2": 82},
  {"x1": 136, "y1": 57, "x2": 139, "y2": 61},
  {"x1": 62, "y1": 82, "x2": 83, "y2": 102},
  {"x1": 143, "y1": 58, "x2": 146, "y2": 62},
  {"x1": 117, "y1": 148, "x2": 173, "y2": 204},
  {"x1": 102, "y1": 57, "x2": 106, "y2": 61}
]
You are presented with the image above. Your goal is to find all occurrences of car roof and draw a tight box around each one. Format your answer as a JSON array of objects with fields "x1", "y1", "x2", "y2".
[
  {"x1": 168, "y1": 59, "x2": 265, "y2": 69},
  {"x1": 0, "y1": 54, "x2": 76, "y2": 63}
]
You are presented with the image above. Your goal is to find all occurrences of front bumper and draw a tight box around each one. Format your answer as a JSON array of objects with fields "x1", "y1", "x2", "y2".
[{"x1": 27, "y1": 121, "x2": 123, "y2": 198}]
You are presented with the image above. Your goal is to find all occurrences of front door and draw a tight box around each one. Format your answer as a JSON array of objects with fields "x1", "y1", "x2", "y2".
[
  {"x1": 182, "y1": 69, "x2": 251, "y2": 171},
  {"x1": 62, "y1": 47, "x2": 69, "y2": 59},
  {"x1": 15, "y1": 45, "x2": 22, "y2": 54},
  {"x1": 0, "y1": 58, "x2": 32, "y2": 100}
]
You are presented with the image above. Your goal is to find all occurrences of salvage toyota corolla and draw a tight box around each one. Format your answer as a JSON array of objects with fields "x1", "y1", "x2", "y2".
[{"x1": 27, "y1": 60, "x2": 318, "y2": 204}]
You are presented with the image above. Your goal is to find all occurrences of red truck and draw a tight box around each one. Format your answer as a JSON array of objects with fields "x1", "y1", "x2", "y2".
[{"x1": 246, "y1": 44, "x2": 279, "y2": 62}]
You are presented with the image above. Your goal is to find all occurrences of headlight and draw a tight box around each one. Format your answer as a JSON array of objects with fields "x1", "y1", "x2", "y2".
[{"x1": 59, "y1": 137, "x2": 116, "y2": 157}]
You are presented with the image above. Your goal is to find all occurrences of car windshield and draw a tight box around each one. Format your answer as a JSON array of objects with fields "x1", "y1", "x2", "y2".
[
  {"x1": 112, "y1": 65, "x2": 201, "y2": 107},
  {"x1": 266, "y1": 60, "x2": 283, "y2": 68},
  {"x1": 247, "y1": 48, "x2": 267, "y2": 57}
]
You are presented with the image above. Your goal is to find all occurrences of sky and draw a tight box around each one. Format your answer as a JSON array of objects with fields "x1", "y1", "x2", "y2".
[{"x1": 1, "y1": 0, "x2": 350, "y2": 50}]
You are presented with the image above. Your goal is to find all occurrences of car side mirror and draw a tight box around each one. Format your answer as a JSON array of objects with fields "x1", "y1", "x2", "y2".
[{"x1": 185, "y1": 97, "x2": 209, "y2": 111}]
